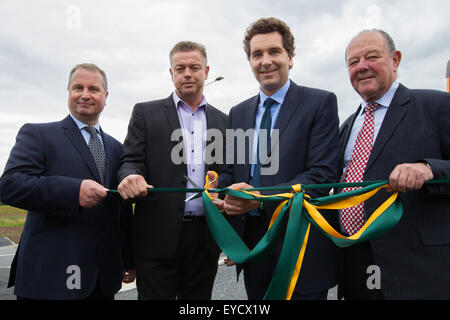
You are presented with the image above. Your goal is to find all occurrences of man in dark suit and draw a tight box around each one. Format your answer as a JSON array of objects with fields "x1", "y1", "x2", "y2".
[
  {"x1": 117, "y1": 41, "x2": 227, "y2": 300},
  {"x1": 339, "y1": 29, "x2": 450, "y2": 299},
  {"x1": 210, "y1": 17, "x2": 340, "y2": 300},
  {"x1": 0, "y1": 63, "x2": 134, "y2": 300}
]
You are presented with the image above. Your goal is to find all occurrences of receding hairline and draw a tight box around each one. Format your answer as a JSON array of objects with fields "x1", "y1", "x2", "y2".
[
  {"x1": 345, "y1": 29, "x2": 397, "y2": 61},
  {"x1": 67, "y1": 63, "x2": 108, "y2": 91},
  {"x1": 169, "y1": 41, "x2": 208, "y2": 66}
]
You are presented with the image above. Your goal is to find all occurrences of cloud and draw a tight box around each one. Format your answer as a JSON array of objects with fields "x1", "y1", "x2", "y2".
[{"x1": 0, "y1": 0, "x2": 449, "y2": 172}]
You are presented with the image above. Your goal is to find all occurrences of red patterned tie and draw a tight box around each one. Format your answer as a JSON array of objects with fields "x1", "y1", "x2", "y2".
[{"x1": 341, "y1": 102, "x2": 380, "y2": 235}]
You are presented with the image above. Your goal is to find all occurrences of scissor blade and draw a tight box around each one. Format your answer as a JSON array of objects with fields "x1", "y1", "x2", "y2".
[
  {"x1": 185, "y1": 192, "x2": 202, "y2": 202},
  {"x1": 184, "y1": 175, "x2": 202, "y2": 202},
  {"x1": 184, "y1": 175, "x2": 201, "y2": 188}
]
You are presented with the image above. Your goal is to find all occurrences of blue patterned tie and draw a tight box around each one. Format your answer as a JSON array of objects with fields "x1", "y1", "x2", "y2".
[{"x1": 85, "y1": 126, "x2": 105, "y2": 184}]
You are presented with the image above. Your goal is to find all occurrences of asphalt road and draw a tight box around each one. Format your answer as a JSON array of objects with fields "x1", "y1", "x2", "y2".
[{"x1": 1, "y1": 239, "x2": 337, "y2": 300}]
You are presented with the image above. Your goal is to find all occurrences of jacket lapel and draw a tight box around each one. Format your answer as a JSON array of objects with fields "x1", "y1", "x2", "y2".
[
  {"x1": 164, "y1": 94, "x2": 182, "y2": 132},
  {"x1": 242, "y1": 96, "x2": 259, "y2": 183},
  {"x1": 61, "y1": 115, "x2": 103, "y2": 183},
  {"x1": 273, "y1": 81, "x2": 302, "y2": 139},
  {"x1": 365, "y1": 84, "x2": 409, "y2": 172},
  {"x1": 100, "y1": 130, "x2": 114, "y2": 188},
  {"x1": 339, "y1": 107, "x2": 361, "y2": 170}
]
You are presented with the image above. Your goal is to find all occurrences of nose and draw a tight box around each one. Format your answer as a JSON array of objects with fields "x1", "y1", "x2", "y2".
[
  {"x1": 80, "y1": 88, "x2": 91, "y2": 100},
  {"x1": 183, "y1": 68, "x2": 193, "y2": 79},
  {"x1": 356, "y1": 58, "x2": 370, "y2": 72},
  {"x1": 261, "y1": 52, "x2": 272, "y2": 67}
]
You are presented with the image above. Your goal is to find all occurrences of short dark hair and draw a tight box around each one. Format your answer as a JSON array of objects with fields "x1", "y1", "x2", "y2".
[
  {"x1": 243, "y1": 17, "x2": 295, "y2": 59},
  {"x1": 169, "y1": 41, "x2": 207, "y2": 65},
  {"x1": 68, "y1": 63, "x2": 108, "y2": 91}
]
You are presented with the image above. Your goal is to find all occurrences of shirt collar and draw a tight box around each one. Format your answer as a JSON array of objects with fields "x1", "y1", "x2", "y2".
[
  {"x1": 259, "y1": 79, "x2": 291, "y2": 106},
  {"x1": 69, "y1": 113, "x2": 101, "y2": 133},
  {"x1": 173, "y1": 91, "x2": 207, "y2": 110},
  {"x1": 362, "y1": 80, "x2": 399, "y2": 110}
]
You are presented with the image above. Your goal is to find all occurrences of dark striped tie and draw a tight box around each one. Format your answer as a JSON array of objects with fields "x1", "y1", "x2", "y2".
[
  {"x1": 249, "y1": 98, "x2": 276, "y2": 216},
  {"x1": 252, "y1": 97, "x2": 276, "y2": 188},
  {"x1": 85, "y1": 126, "x2": 105, "y2": 184}
]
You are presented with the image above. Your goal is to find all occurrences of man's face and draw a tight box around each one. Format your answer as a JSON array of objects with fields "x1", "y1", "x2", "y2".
[
  {"x1": 249, "y1": 31, "x2": 293, "y2": 96},
  {"x1": 68, "y1": 68, "x2": 108, "y2": 125},
  {"x1": 170, "y1": 50, "x2": 209, "y2": 103},
  {"x1": 346, "y1": 31, "x2": 401, "y2": 102}
]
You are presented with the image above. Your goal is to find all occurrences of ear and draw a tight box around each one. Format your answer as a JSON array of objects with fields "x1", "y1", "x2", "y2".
[
  {"x1": 169, "y1": 68, "x2": 174, "y2": 80},
  {"x1": 288, "y1": 55, "x2": 294, "y2": 70},
  {"x1": 392, "y1": 50, "x2": 402, "y2": 72},
  {"x1": 204, "y1": 65, "x2": 210, "y2": 80}
]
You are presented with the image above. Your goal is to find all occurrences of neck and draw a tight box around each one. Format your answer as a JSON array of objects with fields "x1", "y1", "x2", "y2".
[{"x1": 177, "y1": 91, "x2": 204, "y2": 111}]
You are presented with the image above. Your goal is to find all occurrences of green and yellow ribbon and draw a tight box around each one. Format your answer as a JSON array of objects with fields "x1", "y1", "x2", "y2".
[
  {"x1": 109, "y1": 175, "x2": 450, "y2": 300},
  {"x1": 201, "y1": 175, "x2": 404, "y2": 300}
]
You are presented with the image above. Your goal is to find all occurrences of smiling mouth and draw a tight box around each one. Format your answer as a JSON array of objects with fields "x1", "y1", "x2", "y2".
[
  {"x1": 78, "y1": 102, "x2": 94, "y2": 107},
  {"x1": 260, "y1": 69, "x2": 277, "y2": 74}
]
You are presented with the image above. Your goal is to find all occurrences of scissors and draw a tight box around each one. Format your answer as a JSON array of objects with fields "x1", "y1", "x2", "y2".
[{"x1": 184, "y1": 174, "x2": 218, "y2": 202}]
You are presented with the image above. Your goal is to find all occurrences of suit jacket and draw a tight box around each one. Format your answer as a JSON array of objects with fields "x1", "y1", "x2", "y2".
[
  {"x1": 339, "y1": 84, "x2": 450, "y2": 299},
  {"x1": 0, "y1": 115, "x2": 133, "y2": 300},
  {"x1": 219, "y1": 81, "x2": 340, "y2": 294},
  {"x1": 118, "y1": 94, "x2": 228, "y2": 260}
]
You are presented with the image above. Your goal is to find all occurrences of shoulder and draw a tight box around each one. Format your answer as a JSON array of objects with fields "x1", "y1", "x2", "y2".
[
  {"x1": 101, "y1": 130, "x2": 121, "y2": 147},
  {"x1": 290, "y1": 82, "x2": 337, "y2": 100},
  {"x1": 133, "y1": 95, "x2": 174, "y2": 112},
  {"x1": 230, "y1": 95, "x2": 258, "y2": 114},
  {"x1": 409, "y1": 88, "x2": 449, "y2": 103},
  {"x1": 18, "y1": 119, "x2": 65, "y2": 135},
  {"x1": 206, "y1": 104, "x2": 228, "y2": 125},
  {"x1": 207, "y1": 104, "x2": 227, "y2": 117}
]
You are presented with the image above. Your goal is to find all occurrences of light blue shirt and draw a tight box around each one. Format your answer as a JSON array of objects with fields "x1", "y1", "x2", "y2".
[
  {"x1": 251, "y1": 79, "x2": 291, "y2": 177},
  {"x1": 340, "y1": 81, "x2": 400, "y2": 233},
  {"x1": 343, "y1": 81, "x2": 400, "y2": 169},
  {"x1": 69, "y1": 113, "x2": 104, "y2": 147}
]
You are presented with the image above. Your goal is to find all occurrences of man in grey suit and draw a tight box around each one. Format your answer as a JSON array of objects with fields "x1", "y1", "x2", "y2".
[{"x1": 339, "y1": 29, "x2": 450, "y2": 299}]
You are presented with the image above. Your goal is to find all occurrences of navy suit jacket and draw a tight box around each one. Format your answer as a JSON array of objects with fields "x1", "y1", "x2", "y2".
[
  {"x1": 339, "y1": 84, "x2": 450, "y2": 298},
  {"x1": 0, "y1": 115, "x2": 133, "y2": 299},
  {"x1": 220, "y1": 81, "x2": 340, "y2": 294}
]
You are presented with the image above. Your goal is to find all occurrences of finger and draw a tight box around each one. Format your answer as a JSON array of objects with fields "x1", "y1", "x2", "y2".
[
  {"x1": 136, "y1": 181, "x2": 149, "y2": 197},
  {"x1": 207, "y1": 171, "x2": 218, "y2": 188},
  {"x1": 406, "y1": 174, "x2": 418, "y2": 191},
  {"x1": 389, "y1": 166, "x2": 401, "y2": 192}
]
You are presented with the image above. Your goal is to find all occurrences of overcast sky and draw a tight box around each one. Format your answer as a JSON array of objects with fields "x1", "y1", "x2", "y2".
[{"x1": 0, "y1": 0, "x2": 449, "y2": 172}]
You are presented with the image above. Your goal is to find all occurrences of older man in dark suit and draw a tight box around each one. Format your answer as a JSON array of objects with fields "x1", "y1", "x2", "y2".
[
  {"x1": 339, "y1": 29, "x2": 450, "y2": 299},
  {"x1": 0, "y1": 63, "x2": 134, "y2": 300}
]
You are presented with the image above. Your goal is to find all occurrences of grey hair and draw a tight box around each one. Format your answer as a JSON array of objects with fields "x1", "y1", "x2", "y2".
[{"x1": 345, "y1": 29, "x2": 397, "y2": 60}]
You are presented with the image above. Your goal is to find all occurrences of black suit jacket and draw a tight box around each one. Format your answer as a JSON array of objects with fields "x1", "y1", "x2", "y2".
[
  {"x1": 339, "y1": 84, "x2": 450, "y2": 299},
  {"x1": 219, "y1": 81, "x2": 340, "y2": 294},
  {"x1": 118, "y1": 94, "x2": 228, "y2": 260},
  {"x1": 0, "y1": 115, "x2": 133, "y2": 299}
]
